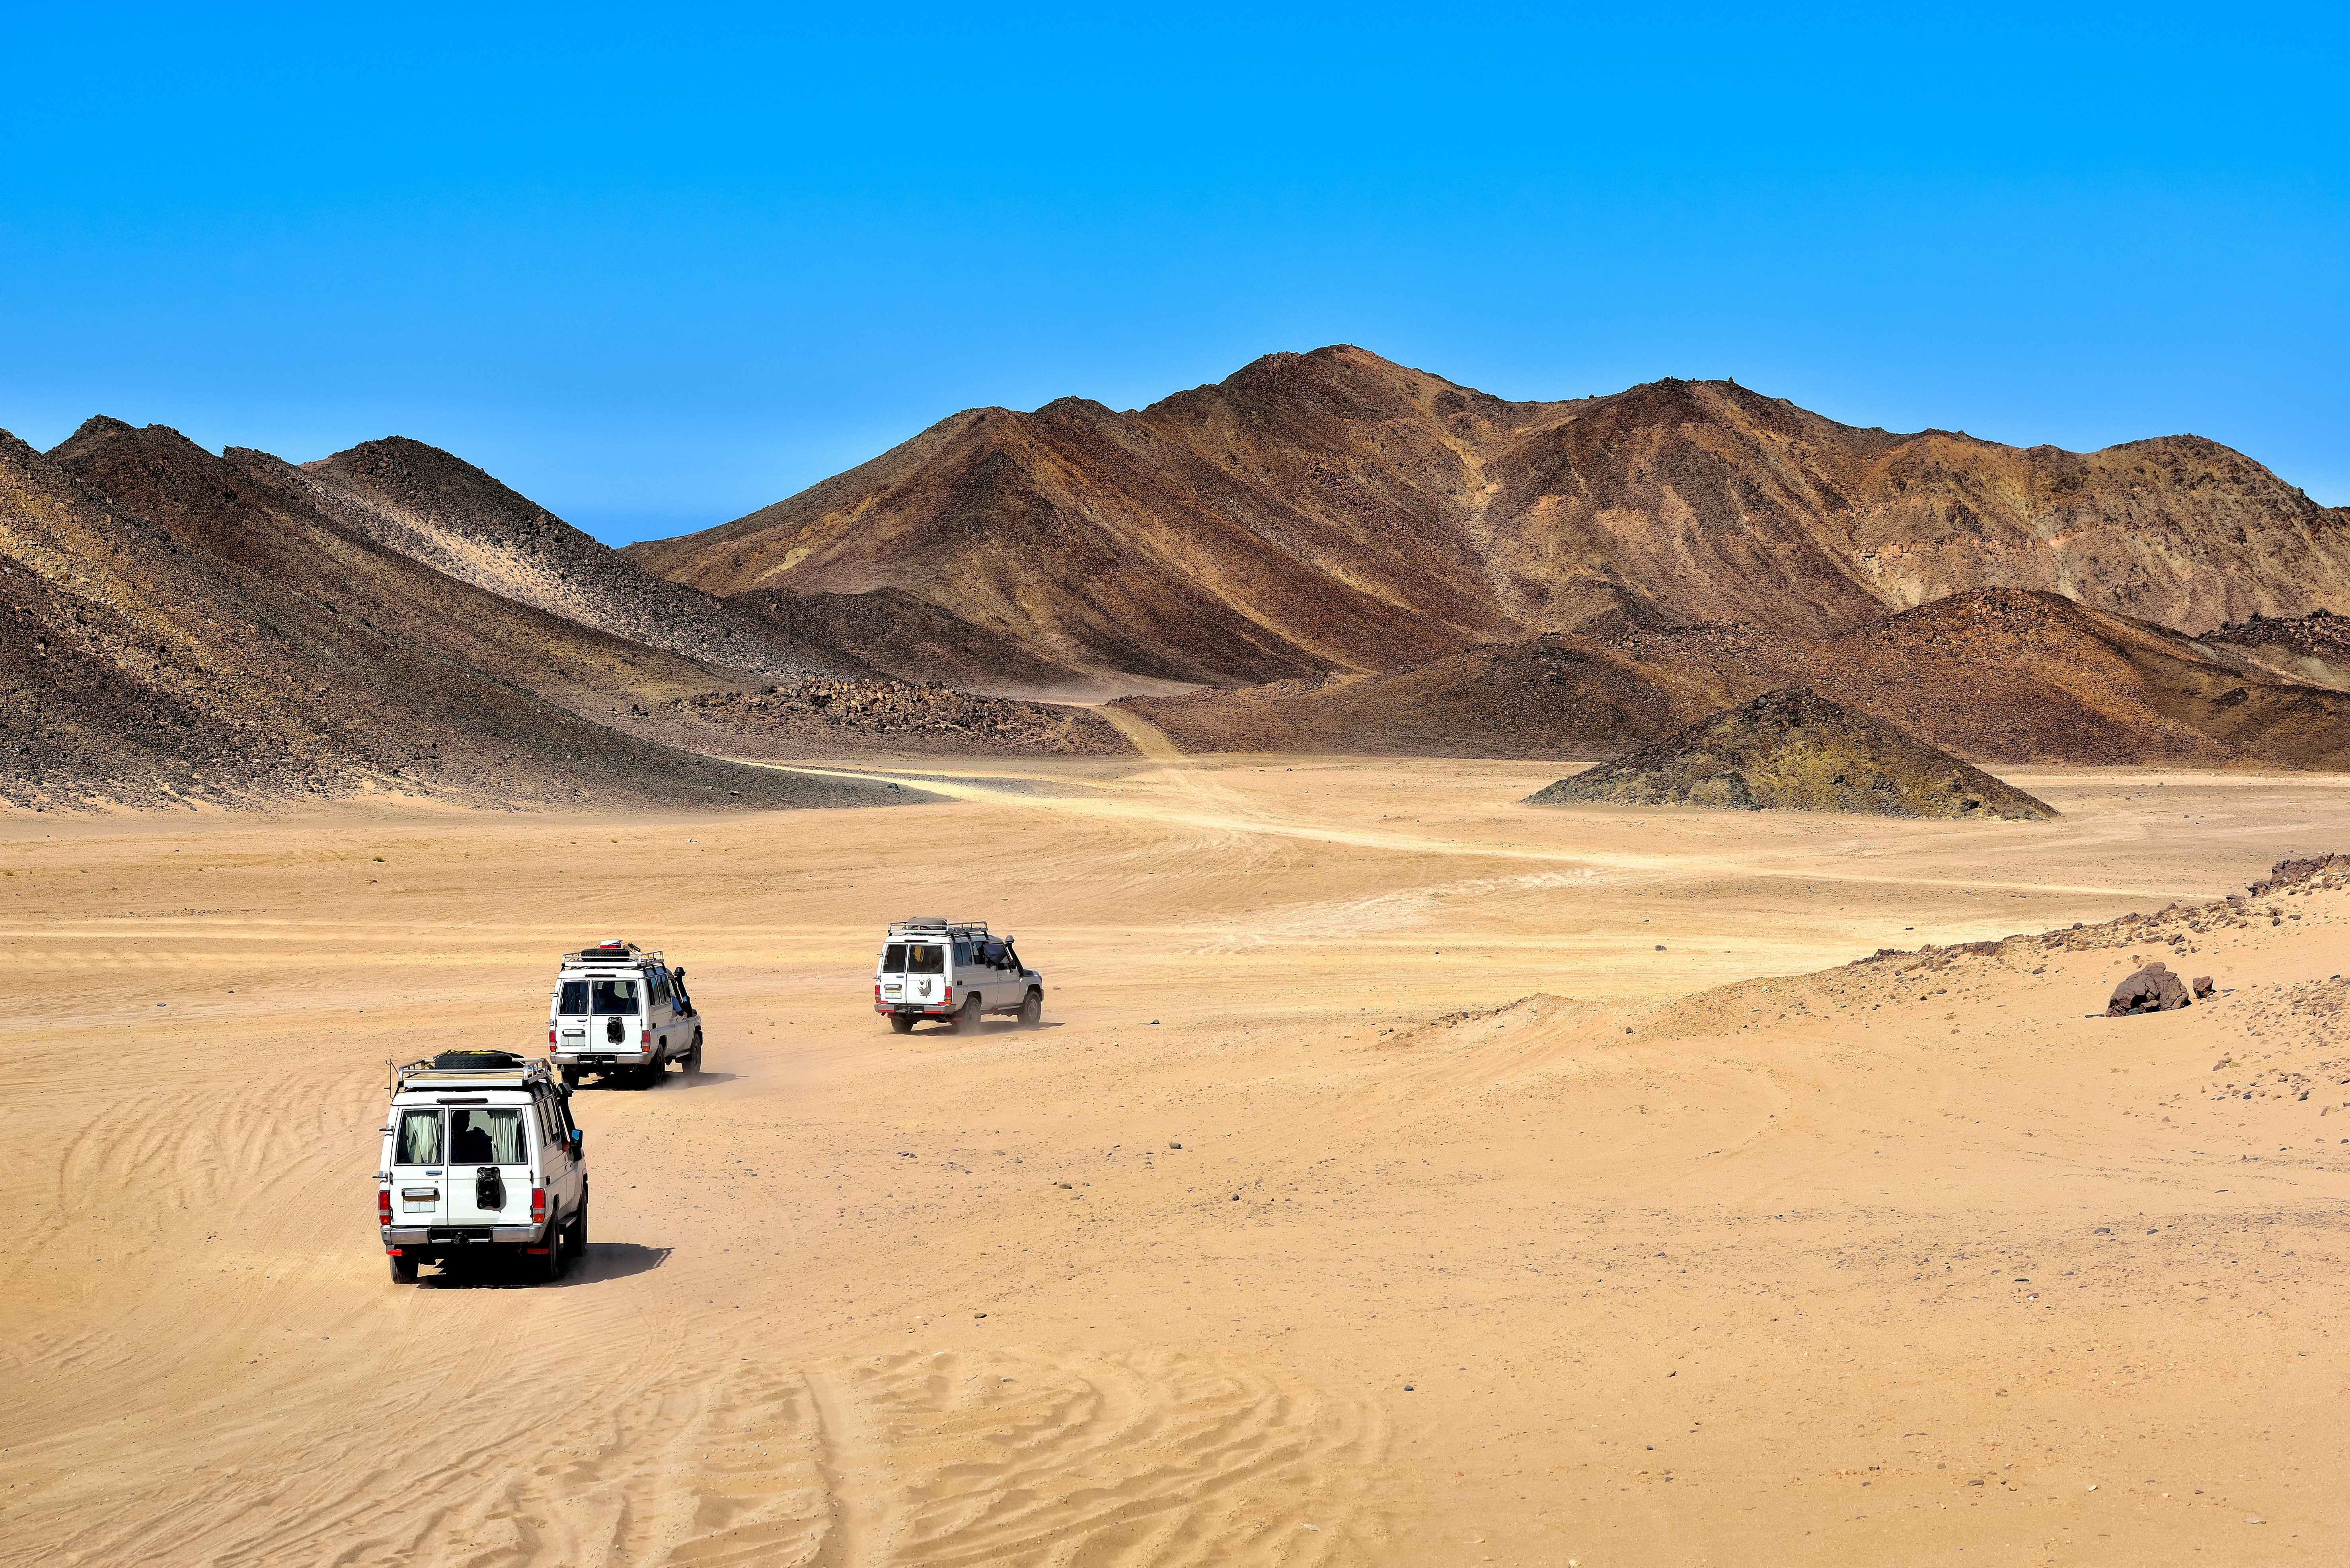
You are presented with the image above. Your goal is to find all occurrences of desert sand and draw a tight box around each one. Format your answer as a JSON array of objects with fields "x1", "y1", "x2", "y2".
[{"x1": 5, "y1": 756, "x2": 2350, "y2": 1566}]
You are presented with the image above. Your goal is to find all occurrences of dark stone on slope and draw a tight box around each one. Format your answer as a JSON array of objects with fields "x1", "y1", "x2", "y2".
[{"x1": 2109, "y1": 962, "x2": 2192, "y2": 1015}]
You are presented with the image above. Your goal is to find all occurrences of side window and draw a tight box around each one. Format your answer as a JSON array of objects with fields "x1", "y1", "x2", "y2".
[
  {"x1": 394, "y1": 1108, "x2": 443, "y2": 1166},
  {"x1": 953, "y1": 942, "x2": 972, "y2": 966}
]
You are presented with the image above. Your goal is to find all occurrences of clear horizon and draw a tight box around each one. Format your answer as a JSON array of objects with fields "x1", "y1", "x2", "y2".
[{"x1": 4, "y1": 2, "x2": 2343, "y2": 544}]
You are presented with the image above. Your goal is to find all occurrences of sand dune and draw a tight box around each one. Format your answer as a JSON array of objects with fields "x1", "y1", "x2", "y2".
[{"x1": 6, "y1": 764, "x2": 2350, "y2": 1563}]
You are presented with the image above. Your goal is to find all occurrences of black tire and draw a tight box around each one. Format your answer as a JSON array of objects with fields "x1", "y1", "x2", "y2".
[
  {"x1": 635, "y1": 1061, "x2": 660, "y2": 1089},
  {"x1": 530, "y1": 1218, "x2": 564, "y2": 1283},
  {"x1": 566, "y1": 1190, "x2": 588, "y2": 1258},
  {"x1": 559, "y1": 1065, "x2": 580, "y2": 1089},
  {"x1": 889, "y1": 1015, "x2": 915, "y2": 1034},
  {"x1": 952, "y1": 995, "x2": 983, "y2": 1034},
  {"x1": 1018, "y1": 988, "x2": 1042, "y2": 1027},
  {"x1": 389, "y1": 1251, "x2": 418, "y2": 1284},
  {"x1": 685, "y1": 1032, "x2": 703, "y2": 1075}
]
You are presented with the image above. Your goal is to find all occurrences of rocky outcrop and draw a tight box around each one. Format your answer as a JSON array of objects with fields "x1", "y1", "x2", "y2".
[
  {"x1": 2109, "y1": 962, "x2": 2193, "y2": 1015},
  {"x1": 1523, "y1": 688, "x2": 2058, "y2": 819}
]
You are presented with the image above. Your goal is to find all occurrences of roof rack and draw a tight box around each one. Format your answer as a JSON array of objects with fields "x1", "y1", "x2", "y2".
[
  {"x1": 888, "y1": 917, "x2": 990, "y2": 941},
  {"x1": 392, "y1": 1052, "x2": 559, "y2": 1093},
  {"x1": 563, "y1": 942, "x2": 663, "y2": 965}
]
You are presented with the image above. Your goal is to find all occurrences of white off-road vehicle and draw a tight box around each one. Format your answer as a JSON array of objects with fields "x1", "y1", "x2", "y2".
[
  {"x1": 548, "y1": 939, "x2": 703, "y2": 1087},
  {"x1": 377, "y1": 1050, "x2": 587, "y2": 1284},
  {"x1": 873, "y1": 917, "x2": 1044, "y2": 1033}
]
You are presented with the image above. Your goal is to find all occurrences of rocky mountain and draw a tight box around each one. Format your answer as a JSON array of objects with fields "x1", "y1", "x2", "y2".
[
  {"x1": 1524, "y1": 688, "x2": 2059, "y2": 819},
  {"x1": 1116, "y1": 589, "x2": 2350, "y2": 770},
  {"x1": 291, "y1": 436, "x2": 863, "y2": 682},
  {"x1": 0, "y1": 419, "x2": 914, "y2": 811},
  {"x1": 625, "y1": 346, "x2": 2350, "y2": 688}
]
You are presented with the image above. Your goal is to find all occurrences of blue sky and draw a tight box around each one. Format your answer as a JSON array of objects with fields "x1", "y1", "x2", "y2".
[{"x1": 3, "y1": 2, "x2": 2344, "y2": 542}]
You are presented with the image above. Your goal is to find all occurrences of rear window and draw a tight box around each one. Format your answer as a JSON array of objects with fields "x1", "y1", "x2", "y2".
[
  {"x1": 903, "y1": 943, "x2": 944, "y2": 974},
  {"x1": 557, "y1": 980, "x2": 588, "y2": 1014},
  {"x1": 883, "y1": 943, "x2": 907, "y2": 971},
  {"x1": 449, "y1": 1107, "x2": 527, "y2": 1165},
  {"x1": 394, "y1": 1108, "x2": 442, "y2": 1166},
  {"x1": 591, "y1": 978, "x2": 640, "y2": 1015}
]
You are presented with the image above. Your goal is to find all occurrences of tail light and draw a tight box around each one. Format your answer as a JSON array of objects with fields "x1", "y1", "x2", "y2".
[
  {"x1": 378, "y1": 1190, "x2": 392, "y2": 1225},
  {"x1": 640, "y1": 1028, "x2": 651, "y2": 1046},
  {"x1": 943, "y1": 985, "x2": 953, "y2": 1003},
  {"x1": 530, "y1": 1186, "x2": 548, "y2": 1223},
  {"x1": 873, "y1": 983, "x2": 881, "y2": 998},
  {"x1": 548, "y1": 1027, "x2": 556, "y2": 1044}
]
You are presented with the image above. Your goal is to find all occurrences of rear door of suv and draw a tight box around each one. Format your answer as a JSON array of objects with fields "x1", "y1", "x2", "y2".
[
  {"x1": 442, "y1": 1101, "x2": 533, "y2": 1229},
  {"x1": 390, "y1": 1104, "x2": 447, "y2": 1226}
]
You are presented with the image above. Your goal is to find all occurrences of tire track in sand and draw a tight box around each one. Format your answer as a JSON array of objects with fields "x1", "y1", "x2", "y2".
[{"x1": 805, "y1": 1346, "x2": 1383, "y2": 1567}]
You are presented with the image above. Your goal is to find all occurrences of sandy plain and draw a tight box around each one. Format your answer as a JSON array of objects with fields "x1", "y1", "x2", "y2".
[{"x1": 4, "y1": 755, "x2": 2350, "y2": 1566}]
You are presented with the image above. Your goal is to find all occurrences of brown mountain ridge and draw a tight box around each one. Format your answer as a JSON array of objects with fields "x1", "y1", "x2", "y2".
[{"x1": 627, "y1": 345, "x2": 2350, "y2": 689}]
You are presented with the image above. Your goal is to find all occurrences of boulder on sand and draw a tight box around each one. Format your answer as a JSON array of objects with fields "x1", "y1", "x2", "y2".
[
  {"x1": 2192, "y1": 975, "x2": 2216, "y2": 997},
  {"x1": 2109, "y1": 962, "x2": 2192, "y2": 1015}
]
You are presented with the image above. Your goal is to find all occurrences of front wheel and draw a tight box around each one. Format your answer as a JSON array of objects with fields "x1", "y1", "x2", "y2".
[
  {"x1": 888, "y1": 1015, "x2": 915, "y2": 1034},
  {"x1": 951, "y1": 996, "x2": 983, "y2": 1034},
  {"x1": 389, "y1": 1250, "x2": 418, "y2": 1284},
  {"x1": 1018, "y1": 988, "x2": 1042, "y2": 1027}
]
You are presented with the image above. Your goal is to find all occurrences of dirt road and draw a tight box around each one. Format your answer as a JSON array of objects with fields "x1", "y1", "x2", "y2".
[{"x1": 4, "y1": 759, "x2": 2348, "y2": 1564}]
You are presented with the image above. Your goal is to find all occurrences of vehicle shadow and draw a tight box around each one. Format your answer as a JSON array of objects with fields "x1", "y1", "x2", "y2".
[
  {"x1": 572, "y1": 1070, "x2": 738, "y2": 1092},
  {"x1": 417, "y1": 1242, "x2": 672, "y2": 1289}
]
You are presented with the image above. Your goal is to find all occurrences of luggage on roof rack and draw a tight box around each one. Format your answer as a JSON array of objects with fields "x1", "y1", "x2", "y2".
[{"x1": 392, "y1": 1052, "x2": 559, "y2": 1091}]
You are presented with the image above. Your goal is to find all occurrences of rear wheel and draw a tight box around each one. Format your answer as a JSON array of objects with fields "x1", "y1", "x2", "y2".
[
  {"x1": 559, "y1": 1065, "x2": 580, "y2": 1089},
  {"x1": 952, "y1": 996, "x2": 983, "y2": 1034},
  {"x1": 529, "y1": 1219, "x2": 564, "y2": 1283},
  {"x1": 635, "y1": 1061, "x2": 661, "y2": 1089},
  {"x1": 889, "y1": 1015, "x2": 916, "y2": 1034},
  {"x1": 389, "y1": 1250, "x2": 418, "y2": 1284},
  {"x1": 685, "y1": 1032, "x2": 703, "y2": 1075},
  {"x1": 566, "y1": 1190, "x2": 588, "y2": 1259},
  {"x1": 1018, "y1": 988, "x2": 1042, "y2": 1027}
]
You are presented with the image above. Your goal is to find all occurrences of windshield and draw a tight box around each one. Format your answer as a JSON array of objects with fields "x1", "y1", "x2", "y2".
[
  {"x1": 449, "y1": 1107, "x2": 526, "y2": 1165},
  {"x1": 901, "y1": 943, "x2": 944, "y2": 975},
  {"x1": 557, "y1": 979, "x2": 588, "y2": 1014},
  {"x1": 591, "y1": 978, "x2": 640, "y2": 1015},
  {"x1": 394, "y1": 1108, "x2": 443, "y2": 1166}
]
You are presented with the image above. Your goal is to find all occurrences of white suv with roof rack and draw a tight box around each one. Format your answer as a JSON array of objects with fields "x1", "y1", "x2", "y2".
[
  {"x1": 548, "y1": 939, "x2": 703, "y2": 1087},
  {"x1": 378, "y1": 1050, "x2": 587, "y2": 1284},
  {"x1": 874, "y1": 917, "x2": 1043, "y2": 1033}
]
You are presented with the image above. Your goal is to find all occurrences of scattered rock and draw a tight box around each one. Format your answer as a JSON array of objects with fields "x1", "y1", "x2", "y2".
[
  {"x1": 2192, "y1": 974, "x2": 2216, "y2": 997},
  {"x1": 2109, "y1": 962, "x2": 2192, "y2": 1015}
]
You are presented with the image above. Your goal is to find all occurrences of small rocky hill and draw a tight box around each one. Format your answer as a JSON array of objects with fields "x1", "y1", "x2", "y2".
[{"x1": 1524, "y1": 688, "x2": 2058, "y2": 819}]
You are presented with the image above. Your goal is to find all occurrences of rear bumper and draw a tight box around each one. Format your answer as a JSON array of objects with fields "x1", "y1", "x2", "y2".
[
  {"x1": 553, "y1": 1050, "x2": 652, "y2": 1065},
  {"x1": 877, "y1": 1002, "x2": 951, "y2": 1015},
  {"x1": 384, "y1": 1225, "x2": 538, "y2": 1247}
]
